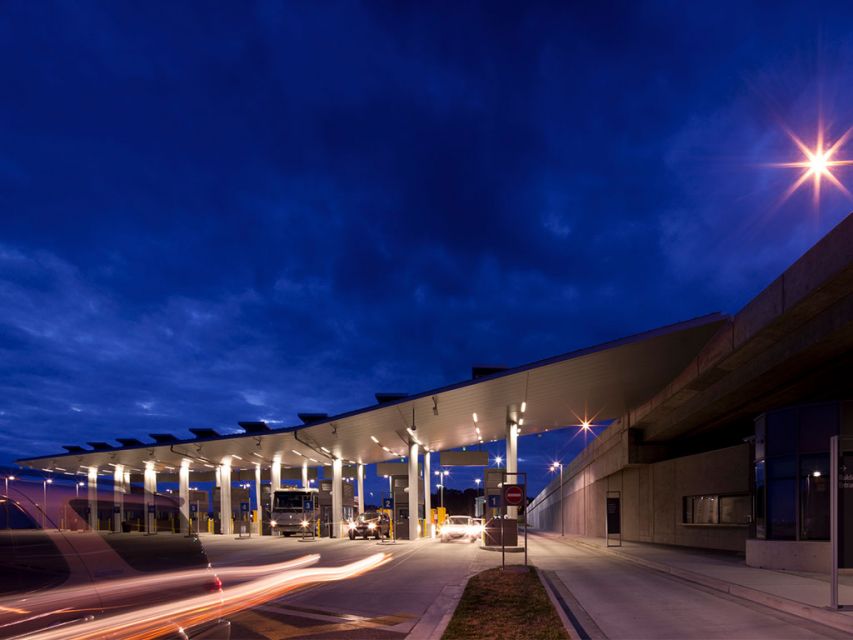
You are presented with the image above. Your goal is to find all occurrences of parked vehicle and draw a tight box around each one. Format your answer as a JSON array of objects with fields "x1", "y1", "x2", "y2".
[
  {"x1": 347, "y1": 511, "x2": 390, "y2": 540},
  {"x1": 439, "y1": 515, "x2": 481, "y2": 543}
]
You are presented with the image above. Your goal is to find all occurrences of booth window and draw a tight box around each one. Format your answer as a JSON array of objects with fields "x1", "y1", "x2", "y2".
[{"x1": 683, "y1": 494, "x2": 749, "y2": 525}]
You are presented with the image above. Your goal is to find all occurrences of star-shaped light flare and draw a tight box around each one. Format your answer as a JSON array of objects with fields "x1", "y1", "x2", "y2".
[{"x1": 772, "y1": 123, "x2": 853, "y2": 206}]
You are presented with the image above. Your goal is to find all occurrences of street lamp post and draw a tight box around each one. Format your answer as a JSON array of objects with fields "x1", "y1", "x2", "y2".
[
  {"x1": 550, "y1": 462, "x2": 564, "y2": 536},
  {"x1": 4, "y1": 475, "x2": 13, "y2": 496}
]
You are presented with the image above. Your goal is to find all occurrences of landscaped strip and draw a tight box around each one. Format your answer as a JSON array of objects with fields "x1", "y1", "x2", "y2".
[{"x1": 442, "y1": 566, "x2": 570, "y2": 640}]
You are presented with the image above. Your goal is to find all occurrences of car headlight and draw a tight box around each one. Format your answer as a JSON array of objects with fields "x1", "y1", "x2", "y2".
[
  {"x1": 271, "y1": 519, "x2": 277, "y2": 527},
  {"x1": 349, "y1": 521, "x2": 357, "y2": 530},
  {"x1": 301, "y1": 520, "x2": 309, "y2": 528},
  {"x1": 368, "y1": 522, "x2": 376, "y2": 530}
]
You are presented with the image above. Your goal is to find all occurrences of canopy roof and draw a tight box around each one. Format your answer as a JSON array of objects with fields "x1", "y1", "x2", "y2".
[{"x1": 18, "y1": 313, "x2": 726, "y2": 474}]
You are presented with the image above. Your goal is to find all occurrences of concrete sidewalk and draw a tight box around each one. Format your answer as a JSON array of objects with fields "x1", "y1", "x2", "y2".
[{"x1": 538, "y1": 532, "x2": 853, "y2": 635}]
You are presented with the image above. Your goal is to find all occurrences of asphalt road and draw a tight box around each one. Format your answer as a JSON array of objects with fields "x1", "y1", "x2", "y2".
[{"x1": 199, "y1": 533, "x2": 847, "y2": 640}]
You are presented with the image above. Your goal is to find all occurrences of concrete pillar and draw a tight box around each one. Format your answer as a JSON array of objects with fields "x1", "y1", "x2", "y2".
[
  {"x1": 271, "y1": 454, "x2": 282, "y2": 491},
  {"x1": 331, "y1": 458, "x2": 342, "y2": 538},
  {"x1": 143, "y1": 462, "x2": 157, "y2": 534},
  {"x1": 506, "y1": 422, "x2": 518, "y2": 520},
  {"x1": 408, "y1": 442, "x2": 419, "y2": 540},
  {"x1": 254, "y1": 463, "x2": 263, "y2": 535},
  {"x1": 357, "y1": 464, "x2": 365, "y2": 515},
  {"x1": 423, "y1": 451, "x2": 432, "y2": 536},
  {"x1": 302, "y1": 460, "x2": 309, "y2": 489},
  {"x1": 88, "y1": 466, "x2": 98, "y2": 532},
  {"x1": 220, "y1": 458, "x2": 232, "y2": 535},
  {"x1": 179, "y1": 460, "x2": 190, "y2": 535},
  {"x1": 113, "y1": 464, "x2": 125, "y2": 533}
]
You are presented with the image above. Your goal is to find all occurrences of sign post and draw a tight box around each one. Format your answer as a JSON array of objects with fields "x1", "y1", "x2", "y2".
[
  {"x1": 381, "y1": 496, "x2": 395, "y2": 545},
  {"x1": 300, "y1": 497, "x2": 316, "y2": 542},
  {"x1": 501, "y1": 475, "x2": 528, "y2": 569},
  {"x1": 830, "y1": 435, "x2": 853, "y2": 609}
]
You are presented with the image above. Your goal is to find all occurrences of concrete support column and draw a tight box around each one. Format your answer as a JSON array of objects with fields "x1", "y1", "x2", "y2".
[
  {"x1": 423, "y1": 451, "x2": 432, "y2": 536},
  {"x1": 357, "y1": 464, "x2": 365, "y2": 515},
  {"x1": 143, "y1": 462, "x2": 157, "y2": 534},
  {"x1": 179, "y1": 460, "x2": 190, "y2": 535},
  {"x1": 331, "y1": 458, "x2": 342, "y2": 538},
  {"x1": 220, "y1": 458, "x2": 232, "y2": 536},
  {"x1": 271, "y1": 455, "x2": 282, "y2": 491},
  {"x1": 113, "y1": 464, "x2": 125, "y2": 533},
  {"x1": 506, "y1": 422, "x2": 518, "y2": 520},
  {"x1": 408, "y1": 442, "x2": 419, "y2": 540},
  {"x1": 88, "y1": 466, "x2": 98, "y2": 532},
  {"x1": 302, "y1": 460, "x2": 309, "y2": 489}
]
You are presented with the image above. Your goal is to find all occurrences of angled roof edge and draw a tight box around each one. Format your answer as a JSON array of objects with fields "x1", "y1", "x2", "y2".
[{"x1": 16, "y1": 311, "x2": 727, "y2": 466}]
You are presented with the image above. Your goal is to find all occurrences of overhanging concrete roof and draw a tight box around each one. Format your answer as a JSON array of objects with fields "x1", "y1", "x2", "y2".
[{"x1": 17, "y1": 313, "x2": 726, "y2": 475}]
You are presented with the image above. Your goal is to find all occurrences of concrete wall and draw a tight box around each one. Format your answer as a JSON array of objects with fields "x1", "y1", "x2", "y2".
[{"x1": 529, "y1": 442, "x2": 751, "y2": 552}]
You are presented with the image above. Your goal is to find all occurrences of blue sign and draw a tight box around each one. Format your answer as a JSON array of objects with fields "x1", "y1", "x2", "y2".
[
  {"x1": 190, "y1": 503, "x2": 198, "y2": 513},
  {"x1": 488, "y1": 494, "x2": 501, "y2": 508},
  {"x1": 382, "y1": 497, "x2": 393, "y2": 509},
  {"x1": 147, "y1": 504, "x2": 155, "y2": 514},
  {"x1": 240, "y1": 502, "x2": 250, "y2": 513},
  {"x1": 303, "y1": 499, "x2": 313, "y2": 511}
]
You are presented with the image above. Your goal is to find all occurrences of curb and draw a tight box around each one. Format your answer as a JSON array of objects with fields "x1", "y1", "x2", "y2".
[
  {"x1": 406, "y1": 576, "x2": 472, "y2": 639},
  {"x1": 563, "y1": 536, "x2": 853, "y2": 636}
]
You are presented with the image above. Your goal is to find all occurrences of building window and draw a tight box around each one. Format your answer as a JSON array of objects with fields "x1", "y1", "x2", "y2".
[
  {"x1": 799, "y1": 454, "x2": 830, "y2": 540},
  {"x1": 767, "y1": 455, "x2": 797, "y2": 540},
  {"x1": 683, "y1": 494, "x2": 750, "y2": 525}
]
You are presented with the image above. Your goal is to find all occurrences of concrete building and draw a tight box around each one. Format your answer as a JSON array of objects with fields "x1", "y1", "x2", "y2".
[
  {"x1": 16, "y1": 212, "x2": 852, "y2": 572},
  {"x1": 527, "y1": 212, "x2": 853, "y2": 572}
]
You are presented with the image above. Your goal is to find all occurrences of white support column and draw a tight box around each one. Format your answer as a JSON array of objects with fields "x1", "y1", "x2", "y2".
[
  {"x1": 357, "y1": 464, "x2": 365, "y2": 515},
  {"x1": 506, "y1": 422, "x2": 518, "y2": 520},
  {"x1": 271, "y1": 455, "x2": 282, "y2": 491},
  {"x1": 423, "y1": 451, "x2": 432, "y2": 536},
  {"x1": 254, "y1": 463, "x2": 263, "y2": 535},
  {"x1": 88, "y1": 466, "x2": 99, "y2": 532},
  {"x1": 179, "y1": 460, "x2": 190, "y2": 535},
  {"x1": 220, "y1": 458, "x2": 232, "y2": 536},
  {"x1": 113, "y1": 464, "x2": 125, "y2": 533},
  {"x1": 331, "y1": 458, "x2": 342, "y2": 538},
  {"x1": 144, "y1": 462, "x2": 157, "y2": 534},
  {"x1": 302, "y1": 460, "x2": 309, "y2": 489},
  {"x1": 408, "y1": 442, "x2": 419, "y2": 540}
]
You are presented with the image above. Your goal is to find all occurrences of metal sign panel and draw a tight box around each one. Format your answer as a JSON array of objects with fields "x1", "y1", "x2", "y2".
[
  {"x1": 439, "y1": 451, "x2": 489, "y2": 467},
  {"x1": 606, "y1": 497, "x2": 621, "y2": 535},
  {"x1": 303, "y1": 499, "x2": 314, "y2": 511},
  {"x1": 840, "y1": 451, "x2": 853, "y2": 568},
  {"x1": 503, "y1": 484, "x2": 524, "y2": 506},
  {"x1": 382, "y1": 497, "x2": 393, "y2": 509},
  {"x1": 240, "y1": 502, "x2": 250, "y2": 513},
  {"x1": 376, "y1": 462, "x2": 408, "y2": 476},
  {"x1": 190, "y1": 503, "x2": 198, "y2": 513},
  {"x1": 487, "y1": 494, "x2": 501, "y2": 508}
]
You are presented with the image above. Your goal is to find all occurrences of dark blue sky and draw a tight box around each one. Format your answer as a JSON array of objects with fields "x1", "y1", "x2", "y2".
[{"x1": 2, "y1": 2, "x2": 852, "y2": 497}]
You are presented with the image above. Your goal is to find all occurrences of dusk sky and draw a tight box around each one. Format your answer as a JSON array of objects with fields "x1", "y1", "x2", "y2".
[{"x1": 2, "y1": 2, "x2": 853, "y2": 496}]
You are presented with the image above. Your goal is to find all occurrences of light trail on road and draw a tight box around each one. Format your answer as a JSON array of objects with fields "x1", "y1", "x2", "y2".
[{"x1": 9, "y1": 552, "x2": 390, "y2": 640}]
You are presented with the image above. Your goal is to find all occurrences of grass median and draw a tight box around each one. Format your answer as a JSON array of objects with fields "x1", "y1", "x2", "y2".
[{"x1": 442, "y1": 566, "x2": 570, "y2": 640}]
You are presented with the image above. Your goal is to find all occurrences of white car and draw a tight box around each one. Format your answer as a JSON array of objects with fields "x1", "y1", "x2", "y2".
[{"x1": 439, "y1": 515, "x2": 482, "y2": 543}]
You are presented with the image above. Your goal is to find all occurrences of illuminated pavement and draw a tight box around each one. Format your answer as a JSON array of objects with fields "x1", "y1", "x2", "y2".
[
  {"x1": 526, "y1": 535, "x2": 850, "y2": 640},
  {"x1": 201, "y1": 533, "x2": 851, "y2": 639},
  {"x1": 201, "y1": 534, "x2": 482, "y2": 639}
]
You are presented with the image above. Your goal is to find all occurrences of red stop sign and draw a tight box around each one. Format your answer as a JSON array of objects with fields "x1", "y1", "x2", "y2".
[{"x1": 503, "y1": 484, "x2": 524, "y2": 506}]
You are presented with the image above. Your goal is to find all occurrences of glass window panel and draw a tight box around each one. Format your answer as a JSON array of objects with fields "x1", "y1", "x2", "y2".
[
  {"x1": 767, "y1": 478, "x2": 796, "y2": 539},
  {"x1": 799, "y1": 454, "x2": 830, "y2": 540},
  {"x1": 766, "y1": 408, "x2": 798, "y2": 457},
  {"x1": 754, "y1": 461, "x2": 766, "y2": 538},
  {"x1": 798, "y1": 403, "x2": 838, "y2": 454},
  {"x1": 720, "y1": 495, "x2": 751, "y2": 524},
  {"x1": 694, "y1": 496, "x2": 718, "y2": 524}
]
